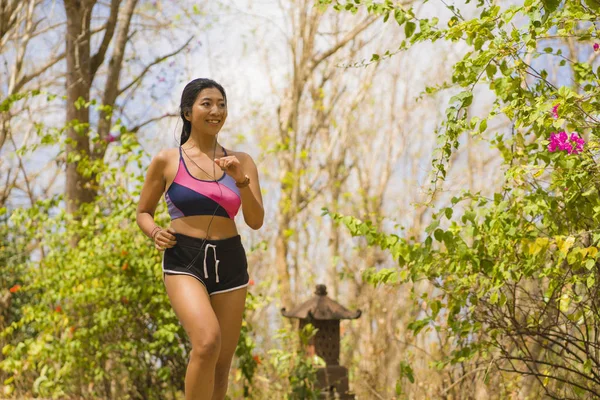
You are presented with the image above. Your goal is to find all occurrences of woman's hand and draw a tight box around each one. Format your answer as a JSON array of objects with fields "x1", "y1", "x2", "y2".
[
  {"x1": 154, "y1": 227, "x2": 177, "y2": 251},
  {"x1": 215, "y1": 156, "x2": 246, "y2": 183}
]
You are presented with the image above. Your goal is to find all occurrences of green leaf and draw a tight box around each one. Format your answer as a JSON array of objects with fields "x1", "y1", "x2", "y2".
[
  {"x1": 405, "y1": 21, "x2": 416, "y2": 38},
  {"x1": 399, "y1": 361, "x2": 415, "y2": 383},
  {"x1": 583, "y1": 0, "x2": 600, "y2": 10},
  {"x1": 486, "y1": 63, "x2": 497, "y2": 79},
  {"x1": 585, "y1": 259, "x2": 596, "y2": 270},
  {"x1": 541, "y1": 0, "x2": 561, "y2": 13},
  {"x1": 450, "y1": 91, "x2": 473, "y2": 108},
  {"x1": 479, "y1": 118, "x2": 488, "y2": 133},
  {"x1": 395, "y1": 9, "x2": 406, "y2": 25},
  {"x1": 584, "y1": 359, "x2": 593, "y2": 374},
  {"x1": 408, "y1": 318, "x2": 430, "y2": 335}
]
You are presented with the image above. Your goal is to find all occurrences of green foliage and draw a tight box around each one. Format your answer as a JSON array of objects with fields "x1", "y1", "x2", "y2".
[
  {"x1": 324, "y1": 0, "x2": 600, "y2": 397},
  {"x1": 2, "y1": 127, "x2": 326, "y2": 399},
  {"x1": 1, "y1": 140, "x2": 189, "y2": 399},
  {"x1": 0, "y1": 90, "x2": 43, "y2": 112},
  {"x1": 234, "y1": 292, "x2": 260, "y2": 398},
  {"x1": 266, "y1": 324, "x2": 324, "y2": 400}
]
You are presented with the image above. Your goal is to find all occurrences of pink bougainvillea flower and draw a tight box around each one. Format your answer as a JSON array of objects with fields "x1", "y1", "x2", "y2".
[
  {"x1": 594, "y1": 43, "x2": 600, "y2": 52},
  {"x1": 105, "y1": 134, "x2": 117, "y2": 143},
  {"x1": 548, "y1": 132, "x2": 563, "y2": 152},
  {"x1": 547, "y1": 131, "x2": 585, "y2": 154},
  {"x1": 558, "y1": 131, "x2": 568, "y2": 142},
  {"x1": 570, "y1": 132, "x2": 585, "y2": 154},
  {"x1": 551, "y1": 104, "x2": 559, "y2": 119}
]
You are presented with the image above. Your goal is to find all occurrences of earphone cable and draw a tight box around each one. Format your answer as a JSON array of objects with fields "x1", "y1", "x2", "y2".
[{"x1": 179, "y1": 136, "x2": 224, "y2": 271}]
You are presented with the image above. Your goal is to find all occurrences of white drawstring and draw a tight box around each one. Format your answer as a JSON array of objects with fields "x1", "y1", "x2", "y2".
[{"x1": 204, "y1": 244, "x2": 220, "y2": 283}]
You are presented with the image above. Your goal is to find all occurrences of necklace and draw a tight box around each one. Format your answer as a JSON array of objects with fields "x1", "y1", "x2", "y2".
[{"x1": 180, "y1": 145, "x2": 222, "y2": 181}]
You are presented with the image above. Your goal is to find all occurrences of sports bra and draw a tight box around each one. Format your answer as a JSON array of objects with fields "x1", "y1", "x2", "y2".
[{"x1": 164, "y1": 147, "x2": 242, "y2": 220}]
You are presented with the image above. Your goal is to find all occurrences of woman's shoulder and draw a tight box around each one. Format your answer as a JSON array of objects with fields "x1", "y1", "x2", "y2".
[
  {"x1": 224, "y1": 147, "x2": 253, "y2": 161},
  {"x1": 153, "y1": 147, "x2": 180, "y2": 162}
]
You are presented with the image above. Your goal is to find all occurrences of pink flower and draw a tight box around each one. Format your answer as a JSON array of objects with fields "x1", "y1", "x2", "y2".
[
  {"x1": 594, "y1": 43, "x2": 600, "y2": 52},
  {"x1": 547, "y1": 131, "x2": 585, "y2": 154},
  {"x1": 551, "y1": 104, "x2": 559, "y2": 119},
  {"x1": 570, "y1": 132, "x2": 585, "y2": 154},
  {"x1": 105, "y1": 134, "x2": 117, "y2": 143}
]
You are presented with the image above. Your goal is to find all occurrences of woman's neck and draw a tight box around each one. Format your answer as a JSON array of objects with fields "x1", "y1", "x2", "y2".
[{"x1": 184, "y1": 132, "x2": 219, "y2": 155}]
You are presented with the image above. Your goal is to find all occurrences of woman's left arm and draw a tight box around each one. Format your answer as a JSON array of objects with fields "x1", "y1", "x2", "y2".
[{"x1": 216, "y1": 152, "x2": 264, "y2": 230}]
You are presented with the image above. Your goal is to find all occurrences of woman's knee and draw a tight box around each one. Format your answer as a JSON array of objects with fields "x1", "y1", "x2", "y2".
[{"x1": 189, "y1": 329, "x2": 222, "y2": 361}]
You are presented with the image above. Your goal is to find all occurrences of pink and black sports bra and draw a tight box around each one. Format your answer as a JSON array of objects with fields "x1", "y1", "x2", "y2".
[{"x1": 165, "y1": 147, "x2": 242, "y2": 220}]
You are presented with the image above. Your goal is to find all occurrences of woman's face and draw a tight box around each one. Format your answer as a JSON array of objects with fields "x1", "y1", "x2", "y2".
[{"x1": 188, "y1": 87, "x2": 227, "y2": 135}]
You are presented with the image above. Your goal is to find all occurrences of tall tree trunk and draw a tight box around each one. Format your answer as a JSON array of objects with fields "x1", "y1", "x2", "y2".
[
  {"x1": 276, "y1": 212, "x2": 293, "y2": 310},
  {"x1": 64, "y1": 0, "x2": 95, "y2": 214}
]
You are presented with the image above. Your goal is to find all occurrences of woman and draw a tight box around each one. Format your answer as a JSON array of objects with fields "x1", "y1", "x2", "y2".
[{"x1": 136, "y1": 78, "x2": 264, "y2": 400}]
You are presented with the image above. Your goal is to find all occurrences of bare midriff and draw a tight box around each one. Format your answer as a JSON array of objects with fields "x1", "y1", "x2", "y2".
[{"x1": 169, "y1": 215, "x2": 239, "y2": 240}]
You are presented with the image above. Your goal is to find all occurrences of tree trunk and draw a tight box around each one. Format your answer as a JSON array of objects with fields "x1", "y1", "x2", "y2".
[
  {"x1": 276, "y1": 211, "x2": 293, "y2": 310},
  {"x1": 64, "y1": 0, "x2": 95, "y2": 214}
]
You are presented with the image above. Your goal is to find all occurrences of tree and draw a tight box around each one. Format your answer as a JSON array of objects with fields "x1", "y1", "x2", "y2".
[
  {"x1": 63, "y1": 0, "x2": 194, "y2": 214},
  {"x1": 323, "y1": 0, "x2": 600, "y2": 397},
  {"x1": 270, "y1": 0, "x2": 378, "y2": 310},
  {"x1": 0, "y1": 0, "x2": 65, "y2": 207}
]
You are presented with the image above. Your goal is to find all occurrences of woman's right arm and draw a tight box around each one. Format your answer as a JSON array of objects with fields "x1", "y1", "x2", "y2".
[{"x1": 136, "y1": 150, "x2": 175, "y2": 246}]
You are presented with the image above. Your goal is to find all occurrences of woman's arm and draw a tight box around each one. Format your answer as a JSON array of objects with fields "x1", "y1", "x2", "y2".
[
  {"x1": 237, "y1": 153, "x2": 264, "y2": 230},
  {"x1": 136, "y1": 150, "x2": 177, "y2": 248},
  {"x1": 216, "y1": 151, "x2": 264, "y2": 230}
]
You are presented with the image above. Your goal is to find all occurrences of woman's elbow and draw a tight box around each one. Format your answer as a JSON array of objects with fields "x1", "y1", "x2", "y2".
[
  {"x1": 247, "y1": 219, "x2": 264, "y2": 230},
  {"x1": 245, "y1": 212, "x2": 264, "y2": 230}
]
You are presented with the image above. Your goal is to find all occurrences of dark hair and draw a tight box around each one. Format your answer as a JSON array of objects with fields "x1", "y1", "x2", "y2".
[{"x1": 179, "y1": 78, "x2": 227, "y2": 145}]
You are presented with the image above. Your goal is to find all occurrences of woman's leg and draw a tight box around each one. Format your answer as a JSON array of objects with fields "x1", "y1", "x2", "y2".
[
  {"x1": 164, "y1": 274, "x2": 221, "y2": 400},
  {"x1": 210, "y1": 287, "x2": 248, "y2": 400}
]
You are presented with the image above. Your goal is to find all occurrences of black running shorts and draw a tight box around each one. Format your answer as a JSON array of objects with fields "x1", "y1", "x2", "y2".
[{"x1": 162, "y1": 233, "x2": 249, "y2": 296}]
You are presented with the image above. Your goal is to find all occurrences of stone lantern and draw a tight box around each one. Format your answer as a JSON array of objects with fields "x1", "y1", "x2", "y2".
[{"x1": 281, "y1": 284, "x2": 361, "y2": 399}]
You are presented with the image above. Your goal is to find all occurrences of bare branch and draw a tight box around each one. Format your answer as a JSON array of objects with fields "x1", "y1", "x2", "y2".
[
  {"x1": 13, "y1": 52, "x2": 65, "y2": 94},
  {"x1": 117, "y1": 36, "x2": 193, "y2": 97},
  {"x1": 129, "y1": 112, "x2": 177, "y2": 133},
  {"x1": 90, "y1": 0, "x2": 121, "y2": 77},
  {"x1": 310, "y1": 15, "x2": 378, "y2": 72}
]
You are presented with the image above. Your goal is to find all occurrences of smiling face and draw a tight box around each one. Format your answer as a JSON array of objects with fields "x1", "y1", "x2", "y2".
[{"x1": 186, "y1": 87, "x2": 228, "y2": 135}]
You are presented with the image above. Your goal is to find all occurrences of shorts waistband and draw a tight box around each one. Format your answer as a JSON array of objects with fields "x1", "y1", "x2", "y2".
[{"x1": 173, "y1": 233, "x2": 242, "y2": 250}]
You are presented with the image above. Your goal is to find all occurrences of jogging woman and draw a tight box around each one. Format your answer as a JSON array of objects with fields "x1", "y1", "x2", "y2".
[{"x1": 136, "y1": 78, "x2": 264, "y2": 400}]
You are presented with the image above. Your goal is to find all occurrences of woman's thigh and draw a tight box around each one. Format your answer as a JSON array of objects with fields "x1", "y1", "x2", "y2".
[
  {"x1": 164, "y1": 274, "x2": 220, "y2": 346},
  {"x1": 210, "y1": 287, "x2": 248, "y2": 362}
]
